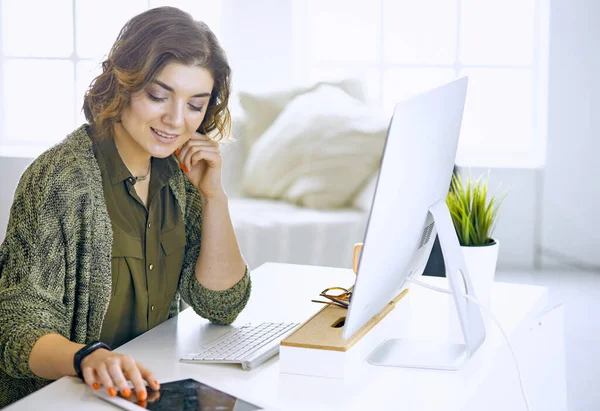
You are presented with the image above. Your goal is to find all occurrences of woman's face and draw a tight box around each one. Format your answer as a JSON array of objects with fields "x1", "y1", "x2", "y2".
[{"x1": 117, "y1": 61, "x2": 214, "y2": 159}]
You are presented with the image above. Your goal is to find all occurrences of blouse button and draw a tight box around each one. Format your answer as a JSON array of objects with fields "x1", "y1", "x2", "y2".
[
  {"x1": 148, "y1": 264, "x2": 154, "y2": 271},
  {"x1": 151, "y1": 305, "x2": 155, "y2": 312}
]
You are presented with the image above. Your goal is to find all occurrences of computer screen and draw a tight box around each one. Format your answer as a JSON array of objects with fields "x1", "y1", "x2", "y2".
[{"x1": 342, "y1": 77, "x2": 485, "y2": 369}]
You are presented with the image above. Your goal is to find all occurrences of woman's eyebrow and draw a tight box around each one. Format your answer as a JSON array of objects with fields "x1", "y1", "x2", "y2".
[{"x1": 152, "y1": 80, "x2": 211, "y2": 98}]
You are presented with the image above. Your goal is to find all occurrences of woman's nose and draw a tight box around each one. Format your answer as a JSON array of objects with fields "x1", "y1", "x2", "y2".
[{"x1": 163, "y1": 101, "x2": 184, "y2": 128}]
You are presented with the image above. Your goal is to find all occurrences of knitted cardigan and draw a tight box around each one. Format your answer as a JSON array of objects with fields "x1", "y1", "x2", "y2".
[{"x1": 0, "y1": 124, "x2": 251, "y2": 407}]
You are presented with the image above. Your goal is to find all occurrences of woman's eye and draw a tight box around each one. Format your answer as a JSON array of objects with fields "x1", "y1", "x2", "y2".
[
  {"x1": 147, "y1": 93, "x2": 166, "y2": 102},
  {"x1": 188, "y1": 104, "x2": 204, "y2": 112},
  {"x1": 147, "y1": 92, "x2": 202, "y2": 112}
]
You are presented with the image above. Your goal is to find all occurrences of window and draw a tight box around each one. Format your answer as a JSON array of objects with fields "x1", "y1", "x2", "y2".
[
  {"x1": 0, "y1": 0, "x2": 221, "y2": 157},
  {"x1": 292, "y1": 0, "x2": 549, "y2": 167}
]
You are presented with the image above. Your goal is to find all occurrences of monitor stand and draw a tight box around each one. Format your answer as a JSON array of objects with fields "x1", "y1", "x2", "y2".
[{"x1": 367, "y1": 199, "x2": 486, "y2": 370}]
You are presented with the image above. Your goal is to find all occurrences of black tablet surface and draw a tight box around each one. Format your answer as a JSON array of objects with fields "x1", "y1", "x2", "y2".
[{"x1": 94, "y1": 378, "x2": 262, "y2": 411}]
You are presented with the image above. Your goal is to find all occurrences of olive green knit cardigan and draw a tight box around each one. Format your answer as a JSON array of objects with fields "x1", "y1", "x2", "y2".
[{"x1": 0, "y1": 124, "x2": 251, "y2": 408}]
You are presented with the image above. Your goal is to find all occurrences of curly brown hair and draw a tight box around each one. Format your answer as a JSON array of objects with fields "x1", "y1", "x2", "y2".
[{"x1": 83, "y1": 6, "x2": 231, "y2": 141}]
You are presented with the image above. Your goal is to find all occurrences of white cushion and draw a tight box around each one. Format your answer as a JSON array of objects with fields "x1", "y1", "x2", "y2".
[
  {"x1": 351, "y1": 172, "x2": 378, "y2": 212},
  {"x1": 220, "y1": 118, "x2": 247, "y2": 198},
  {"x1": 241, "y1": 83, "x2": 388, "y2": 209},
  {"x1": 237, "y1": 79, "x2": 366, "y2": 154},
  {"x1": 229, "y1": 198, "x2": 368, "y2": 270}
]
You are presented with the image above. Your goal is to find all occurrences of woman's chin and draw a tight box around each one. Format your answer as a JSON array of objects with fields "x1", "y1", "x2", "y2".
[
  {"x1": 152, "y1": 151, "x2": 176, "y2": 159},
  {"x1": 145, "y1": 143, "x2": 177, "y2": 158}
]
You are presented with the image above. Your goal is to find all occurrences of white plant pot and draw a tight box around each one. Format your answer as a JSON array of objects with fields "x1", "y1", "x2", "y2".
[{"x1": 460, "y1": 239, "x2": 499, "y2": 306}]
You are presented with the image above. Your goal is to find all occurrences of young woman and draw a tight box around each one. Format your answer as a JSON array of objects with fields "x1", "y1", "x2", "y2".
[{"x1": 0, "y1": 6, "x2": 251, "y2": 407}]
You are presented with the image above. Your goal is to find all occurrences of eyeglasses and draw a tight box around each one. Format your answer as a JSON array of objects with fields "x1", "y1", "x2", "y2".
[
  {"x1": 311, "y1": 287, "x2": 352, "y2": 309},
  {"x1": 311, "y1": 243, "x2": 363, "y2": 309}
]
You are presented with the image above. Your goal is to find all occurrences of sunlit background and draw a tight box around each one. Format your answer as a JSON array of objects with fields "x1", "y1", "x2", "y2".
[
  {"x1": 0, "y1": 0, "x2": 221, "y2": 155},
  {"x1": 1, "y1": 2, "x2": 598, "y2": 268},
  {"x1": 1, "y1": 2, "x2": 599, "y2": 409},
  {"x1": 0, "y1": 0, "x2": 547, "y2": 168}
]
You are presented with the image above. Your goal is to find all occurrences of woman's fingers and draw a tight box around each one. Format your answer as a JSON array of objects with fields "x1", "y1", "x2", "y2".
[
  {"x1": 108, "y1": 360, "x2": 132, "y2": 399},
  {"x1": 184, "y1": 144, "x2": 221, "y2": 160},
  {"x1": 80, "y1": 351, "x2": 158, "y2": 401},
  {"x1": 178, "y1": 147, "x2": 221, "y2": 171},
  {"x1": 178, "y1": 143, "x2": 220, "y2": 170},
  {"x1": 178, "y1": 141, "x2": 218, "y2": 158},
  {"x1": 121, "y1": 356, "x2": 147, "y2": 400},
  {"x1": 147, "y1": 390, "x2": 161, "y2": 403},
  {"x1": 137, "y1": 361, "x2": 160, "y2": 392},
  {"x1": 189, "y1": 148, "x2": 222, "y2": 168},
  {"x1": 95, "y1": 363, "x2": 117, "y2": 397},
  {"x1": 82, "y1": 367, "x2": 100, "y2": 391},
  {"x1": 177, "y1": 133, "x2": 216, "y2": 151},
  {"x1": 178, "y1": 145, "x2": 221, "y2": 166}
]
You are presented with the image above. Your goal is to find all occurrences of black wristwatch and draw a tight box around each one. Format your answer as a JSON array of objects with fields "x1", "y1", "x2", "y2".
[{"x1": 73, "y1": 341, "x2": 112, "y2": 379}]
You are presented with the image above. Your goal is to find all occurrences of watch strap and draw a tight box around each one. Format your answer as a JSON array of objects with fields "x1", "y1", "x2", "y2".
[{"x1": 73, "y1": 341, "x2": 111, "y2": 379}]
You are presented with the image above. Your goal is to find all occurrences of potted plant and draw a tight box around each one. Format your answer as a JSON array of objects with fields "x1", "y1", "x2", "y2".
[{"x1": 446, "y1": 171, "x2": 506, "y2": 305}]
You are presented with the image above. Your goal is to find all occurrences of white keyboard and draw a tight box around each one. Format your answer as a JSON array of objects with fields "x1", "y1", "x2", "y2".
[{"x1": 180, "y1": 322, "x2": 300, "y2": 370}]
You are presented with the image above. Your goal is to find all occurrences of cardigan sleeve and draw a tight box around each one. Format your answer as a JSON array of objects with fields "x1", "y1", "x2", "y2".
[
  {"x1": 177, "y1": 178, "x2": 251, "y2": 325},
  {"x1": 0, "y1": 160, "x2": 71, "y2": 380}
]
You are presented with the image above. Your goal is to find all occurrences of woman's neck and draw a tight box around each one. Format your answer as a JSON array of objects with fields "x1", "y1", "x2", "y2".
[{"x1": 113, "y1": 123, "x2": 152, "y2": 178}]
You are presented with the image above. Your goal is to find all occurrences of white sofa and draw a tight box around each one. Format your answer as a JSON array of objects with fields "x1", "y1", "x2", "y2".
[
  {"x1": 222, "y1": 119, "x2": 372, "y2": 271},
  {"x1": 221, "y1": 80, "x2": 388, "y2": 271},
  {"x1": 1, "y1": 82, "x2": 383, "y2": 272},
  {"x1": 0, "y1": 131, "x2": 373, "y2": 272}
]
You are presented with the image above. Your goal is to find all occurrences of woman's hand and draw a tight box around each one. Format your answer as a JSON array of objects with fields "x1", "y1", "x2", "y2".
[
  {"x1": 176, "y1": 132, "x2": 224, "y2": 199},
  {"x1": 80, "y1": 348, "x2": 160, "y2": 401}
]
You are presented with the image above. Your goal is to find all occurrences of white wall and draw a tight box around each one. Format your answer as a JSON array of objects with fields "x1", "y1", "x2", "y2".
[
  {"x1": 220, "y1": 0, "x2": 295, "y2": 93},
  {"x1": 455, "y1": 166, "x2": 540, "y2": 269},
  {"x1": 0, "y1": 156, "x2": 32, "y2": 242},
  {"x1": 541, "y1": 0, "x2": 600, "y2": 270},
  {"x1": 455, "y1": 0, "x2": 600, "y2": 271}
]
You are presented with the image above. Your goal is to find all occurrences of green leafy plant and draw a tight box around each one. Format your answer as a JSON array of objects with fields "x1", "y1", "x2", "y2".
[{"x1": 446, "y1": 172, "x2": 506, "y2": 246}]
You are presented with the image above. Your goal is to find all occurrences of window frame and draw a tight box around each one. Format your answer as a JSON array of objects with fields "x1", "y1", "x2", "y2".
[
  {"x1": 0, "y1": 0, "x2": 91, "y2": 156},
  {"x1": 0, "y1": 0, "x2": 223, "y2": 158},
  {"x1": 291, "y1": 0, "x2": 549, "y2": 168}
]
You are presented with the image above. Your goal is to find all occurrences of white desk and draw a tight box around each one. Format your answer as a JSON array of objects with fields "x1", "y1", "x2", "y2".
[{"x1": 7, "y1": 263, "x2": 567, "y2": 411}]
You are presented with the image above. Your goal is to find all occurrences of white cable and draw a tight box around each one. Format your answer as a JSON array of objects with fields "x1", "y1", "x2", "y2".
[
  {"x1": 406, "y1": 277, "x2": 531, "y2": 411},
  {"x1": 406, "y1": 277, "x2": 452, "y2": 295}
]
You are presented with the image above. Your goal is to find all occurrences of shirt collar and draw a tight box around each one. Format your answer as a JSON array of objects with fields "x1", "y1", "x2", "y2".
[{"x1": 95, "y1": 136, "x2": 179, "y2": 186}]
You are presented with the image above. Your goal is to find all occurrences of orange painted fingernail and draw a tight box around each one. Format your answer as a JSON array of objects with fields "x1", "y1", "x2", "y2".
[
  {"x1": 92, "y1": 383, "x2": 100, "y2": 390},
  {"x1": 179, "y1": 162, "x2": 184, "y2": 170},
  {"x1": 137, "y1": 401, "x2": 147, "y2": 408},
  {"x1": 108, "y1": 387, "x2": 117, "y2": 397},
  {"x1": 137, "y1": 390, "x2": 148, "y2": 401},
  {"x1": 175, "y1": 148, "x2": 180, "y2": 155},
  {"x1": 183, "y1": 165, "x2": 190, "y2": 173},
  {"x1": 154, "y1": 380, "x2": 160, "y2": 388},
  {"x1": 122, "y1": 388, "x2": 131, "y2": 399}
]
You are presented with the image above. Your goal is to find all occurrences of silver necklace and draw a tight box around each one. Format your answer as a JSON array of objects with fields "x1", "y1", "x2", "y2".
[{"x1": 133, "y1": 162, "x2": 151, "y2": 182}]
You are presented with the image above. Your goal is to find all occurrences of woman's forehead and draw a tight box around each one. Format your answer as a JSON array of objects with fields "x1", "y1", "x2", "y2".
[{"x1": 153, "y1": 62, "x2": 214, "y2": 96}]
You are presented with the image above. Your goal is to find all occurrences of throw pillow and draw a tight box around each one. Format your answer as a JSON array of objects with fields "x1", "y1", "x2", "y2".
[
  {"x1": 351, "y1": 172, "x2": 378, "y2": 212},
  {"x1": 238, "y1": 78, "x2": 366, "y2": 154},
  {"x1": 241, "y1": 83, "x2": 388, "y2": 209}
]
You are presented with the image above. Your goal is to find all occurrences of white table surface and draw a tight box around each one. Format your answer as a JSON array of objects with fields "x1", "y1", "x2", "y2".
[{"x1": 7, "y1": 263, "x2": 552, "y2": 411}]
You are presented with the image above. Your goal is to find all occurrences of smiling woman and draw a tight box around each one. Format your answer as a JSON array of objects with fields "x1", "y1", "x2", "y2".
[
  {"x1": 82, "y1": 7, "x2": 231, "y2": 143},
  {"x1": 0, "y1": 6, "x2": 250, "y2": 408},
  {"x1": 112, "y1": 62, "x2": 215, "y2": 188}
]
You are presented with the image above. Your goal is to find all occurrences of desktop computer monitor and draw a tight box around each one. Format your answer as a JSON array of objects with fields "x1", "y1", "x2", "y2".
[{"x1": 342, "y1": 77, "x2": 486, "y2": 370}]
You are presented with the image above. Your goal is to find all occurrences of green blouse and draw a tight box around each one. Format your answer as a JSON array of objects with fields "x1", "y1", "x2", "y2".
[
  {"x1": 0, "y1": 124, "x2": 251, "y2": 408},
  {"x1": 92, "y1": 136, "x2": 184, "y2": 348}
]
